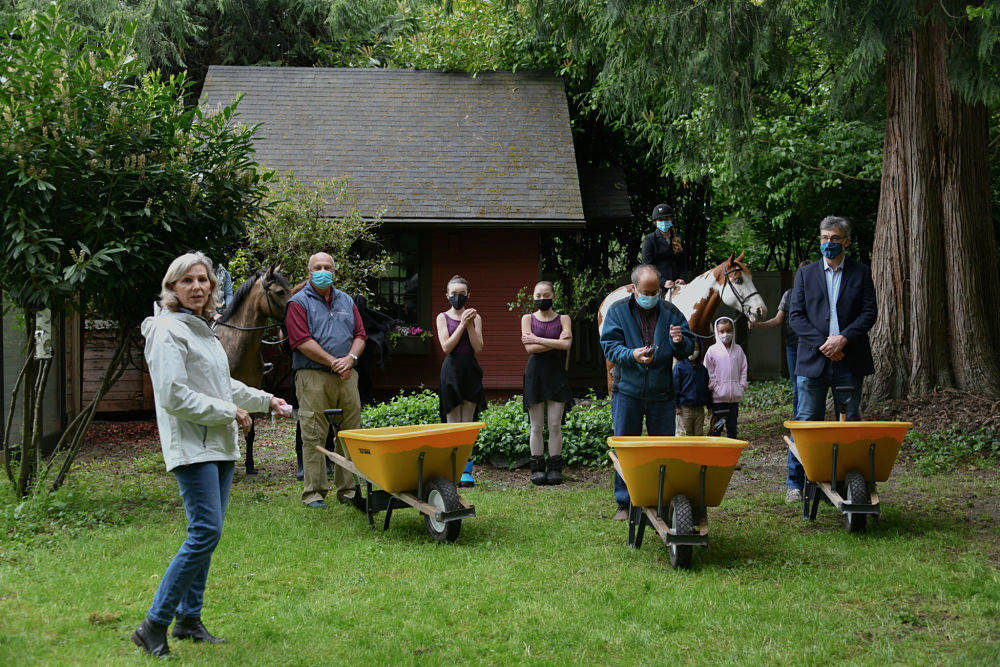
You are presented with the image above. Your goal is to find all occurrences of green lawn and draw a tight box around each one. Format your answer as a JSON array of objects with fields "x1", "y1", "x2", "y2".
[{"x1": 1, "y1": 416, "x2": 999, "y2": 664}]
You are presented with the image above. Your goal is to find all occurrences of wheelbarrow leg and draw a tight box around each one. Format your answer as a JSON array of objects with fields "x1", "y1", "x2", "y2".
[
  {"x1": 365, "y1": 481, "x2": 375, "y2": 529},
  {"x1": 627, "y1": 504, "x2": 638, "y2": 547},
  {"x1": 809, "y1": 483, "x2": 821, "y2": 520},
  {"x1": 383, "y1": 500, "x2": 394, "y2": 531},
  {"x1": 634, "y1": 510, "x2": 647, "y2": 550},
  {"x1": 802, "y1": 481, "x2": 811, "y2": 519}
]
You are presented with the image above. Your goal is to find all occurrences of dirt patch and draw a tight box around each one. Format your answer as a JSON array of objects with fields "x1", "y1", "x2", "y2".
[{"x1": 868, "y1": 388, "x2": 1000, "y2": 436}]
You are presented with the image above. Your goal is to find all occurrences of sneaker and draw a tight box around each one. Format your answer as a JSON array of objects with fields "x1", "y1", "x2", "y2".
[
  {"x1": 785, "y1": 488, "x2": 802, "y2": 504},
  {"x1": 612, "y1": 505, "x2": 629, "y2": 521},
  {"x1": 306, "y1": 500, "x2": 327, "y2": 508}
]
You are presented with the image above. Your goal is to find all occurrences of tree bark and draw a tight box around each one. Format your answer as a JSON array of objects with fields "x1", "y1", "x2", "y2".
[{"x1": 870, "y1": 13, "x2": 1000, "y2": 401}]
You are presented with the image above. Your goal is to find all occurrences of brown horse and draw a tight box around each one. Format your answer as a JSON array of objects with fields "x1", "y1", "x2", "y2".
[
  {"x1": 215, "y1": 266, "x2": 293, "y2": 474},
  {"x1": 596, "y1": 252, "x2": 768, "y2": 393}
]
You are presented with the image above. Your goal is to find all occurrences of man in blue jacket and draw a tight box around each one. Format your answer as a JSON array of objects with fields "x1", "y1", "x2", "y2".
[
  {"x1": 601, "y1": 264, "x2": 694, "y2": 520},
  {"x1": 787, "y1": 216, "x2": 877, "y2": 502}
]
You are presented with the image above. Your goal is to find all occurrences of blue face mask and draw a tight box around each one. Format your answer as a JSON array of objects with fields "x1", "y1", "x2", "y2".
[
  {"x1": 311, "y1": 270, "x2": 333, "y2": 289},
  {"x1": 820, "y1": 241, "x2": 844, "y2": 260},
  {"x1": 656, "y1": 220, "x2": 673, "y2": 232},
  {"x1": 635, "y1": 293, "x2": 660, "y2": 310}
]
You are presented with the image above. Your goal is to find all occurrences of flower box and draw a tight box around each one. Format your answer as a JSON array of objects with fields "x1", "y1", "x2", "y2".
[{"x1": 391, "y1": 335, "x2": 433, "y2": 356}]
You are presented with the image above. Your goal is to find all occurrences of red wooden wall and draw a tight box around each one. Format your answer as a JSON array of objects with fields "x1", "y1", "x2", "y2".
[{"x1": 372, "y1": 228, "x2": 539, "y2": 392}]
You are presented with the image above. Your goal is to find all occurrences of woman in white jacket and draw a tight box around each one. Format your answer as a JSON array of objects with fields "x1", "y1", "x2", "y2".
[{"x1": 132, "y1": 252, "x2": 290, "y2": 657}]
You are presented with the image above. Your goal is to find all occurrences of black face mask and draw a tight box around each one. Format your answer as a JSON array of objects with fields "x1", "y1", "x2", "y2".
[
  {"x1": 534, "y1": 298, "x2": 553, "y2": 312},
  {"x1": 448, "y1": 294, "x2": 468, "y2": 309}
]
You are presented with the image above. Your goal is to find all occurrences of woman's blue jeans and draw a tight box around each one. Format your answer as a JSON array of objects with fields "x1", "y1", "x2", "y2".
[
  {"x1": 147, "y1": 460, "x2": 234, "y2": 625},
  {"x1": 610, "y1": 392, "x2": 676, "y2": 507}
]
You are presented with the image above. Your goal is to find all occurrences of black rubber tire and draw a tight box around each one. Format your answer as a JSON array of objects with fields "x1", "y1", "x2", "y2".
[
  {"x1": 844, "y1": 470, "x2": 869, "y2": 534},
  {"x1": 423, "y1": 476, "x2": 462, "y2": 543},
  {"x1": 668, "y1": 494, "x2": 694, "y2": 569}
]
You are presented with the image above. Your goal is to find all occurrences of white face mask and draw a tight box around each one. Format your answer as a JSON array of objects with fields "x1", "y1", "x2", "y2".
[{"x1": 719, "y1": 333, "x2": 733, "y2": 344}]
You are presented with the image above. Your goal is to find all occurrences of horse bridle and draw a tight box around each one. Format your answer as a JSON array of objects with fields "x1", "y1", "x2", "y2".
[
  {"x1": 212, "y1": 274, "x2": 287, "y2": 334},
  {"x1": 721, "y1": 265, "x2": 761, "y2": 320}
]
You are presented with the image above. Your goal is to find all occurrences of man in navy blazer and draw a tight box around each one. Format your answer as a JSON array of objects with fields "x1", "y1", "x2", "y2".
[{"x1": 787, "y1": 216, "x2": 877, "y2": 501}]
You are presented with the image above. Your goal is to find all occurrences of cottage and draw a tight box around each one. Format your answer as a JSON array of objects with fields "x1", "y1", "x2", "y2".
[{"x1": 199, "y1": 66, "x2": 627, "y2": 395}]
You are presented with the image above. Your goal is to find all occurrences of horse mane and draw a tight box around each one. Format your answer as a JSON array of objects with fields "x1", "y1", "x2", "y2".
[{"x1": 218, "y1": 272, "x2": 260, "y2": 323}]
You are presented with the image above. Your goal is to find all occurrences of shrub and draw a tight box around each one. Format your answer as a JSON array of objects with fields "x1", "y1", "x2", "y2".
[
  {"x1": 905, "y1": 427, "x2": 1000, "y2": 475},
  {"x1": 360, "y1": 389, "x2": 438, "y2": 428},
  {"x1": 475, "y1": 397, "x2": 531, "y2": 465},
  {"x1": 561, "y1": 396, "x2": 614, "y2": 467},
  {"x1": 742, "y1": 380, "x2": 793, "y2": 411}
]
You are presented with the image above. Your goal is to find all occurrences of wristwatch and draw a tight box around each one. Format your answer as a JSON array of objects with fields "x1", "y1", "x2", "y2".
[{"x1": 348, "y1": 353, "x2": 359, "y2": 366}]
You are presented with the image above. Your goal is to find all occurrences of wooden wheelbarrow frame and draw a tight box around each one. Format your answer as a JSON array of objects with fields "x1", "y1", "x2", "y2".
[
  {"x1": 608, "y1": 450, "x2": 709, "y2": 567},
  {"x1": 316, "y1": 409, "x2": 476, "y2": 541}
]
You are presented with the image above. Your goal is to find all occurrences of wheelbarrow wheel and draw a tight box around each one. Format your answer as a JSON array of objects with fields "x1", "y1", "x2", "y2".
[
  {"x1": 844, "y1": 470, "x2": 869, "y2": 534},
  {"x1": 423, "y1": 476, "x2": 462, "y2": 543},
  {"x1": 668, "y1": 494, "x2": 694, "y2": 569}
]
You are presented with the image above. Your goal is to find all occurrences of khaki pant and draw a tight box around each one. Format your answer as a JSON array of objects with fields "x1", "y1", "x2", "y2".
[
  {"x1": 295, "y1": 368, "x2": 361, "y2": 504},
  {"x1": 676, "y1": 405, "x2": 705, "y2": 437}
]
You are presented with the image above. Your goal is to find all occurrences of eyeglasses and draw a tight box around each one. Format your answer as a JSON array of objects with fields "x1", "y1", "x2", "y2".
[{"x1": 819, "y1": 234, "x2": 845, "y2": 243}]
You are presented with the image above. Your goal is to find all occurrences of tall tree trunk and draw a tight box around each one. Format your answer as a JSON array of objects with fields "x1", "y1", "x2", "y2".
[
  {"x1": 870, "y1": 16, "x2": 1000, "y2": 402},
  {"x1": 16, "y1": 311, "x2": 37, "y2": 497}
]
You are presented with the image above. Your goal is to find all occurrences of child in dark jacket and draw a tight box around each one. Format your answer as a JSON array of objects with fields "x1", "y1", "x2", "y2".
[{"x1": 673, "y1": 342, "x2": 712, "y2": 436}]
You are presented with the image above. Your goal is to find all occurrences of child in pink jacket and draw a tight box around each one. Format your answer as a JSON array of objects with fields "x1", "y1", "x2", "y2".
[{"x1": 704, "y1": 317, "x2": 748, "y2": 438}]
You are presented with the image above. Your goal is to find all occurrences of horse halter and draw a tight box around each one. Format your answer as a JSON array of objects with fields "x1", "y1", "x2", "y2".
[
  {"x1": 212, "y1": 274, "x2": 287, "y2": 333},
  {"x1": 720, "y1": 265, "x2": 761, "y2": 319}
]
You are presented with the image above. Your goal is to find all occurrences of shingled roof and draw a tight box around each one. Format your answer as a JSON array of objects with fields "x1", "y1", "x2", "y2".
[{"x1": 199, "y1": 66, "x2": 586, "y2": 228}]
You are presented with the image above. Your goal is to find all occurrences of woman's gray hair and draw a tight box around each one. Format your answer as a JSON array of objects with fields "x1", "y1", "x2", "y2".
[
  {"x1": 158, "y1": 251, "x2": 221, "y2": 316},
  {"x1": 819, "y1": 215, "x2": 852, "y2": 239}
]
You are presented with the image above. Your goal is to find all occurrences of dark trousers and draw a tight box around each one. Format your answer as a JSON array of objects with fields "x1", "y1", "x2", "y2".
[
  {"x1": 610, "y1": 392, "x2": 676, "y2": 507},
  {"x1": 710, "y1": 402, "x2": 739, "y2": 438}
]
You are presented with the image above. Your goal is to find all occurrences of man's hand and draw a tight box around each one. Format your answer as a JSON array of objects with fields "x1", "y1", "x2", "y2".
[
  {"x1": 331, "y1": 356, "x2": 353, "y2": 374},
  {"x1": 819, "y1": 334, "x2": 848, "y2": 359},
  {"x1": 235, "y1": 407, "x2": 252, "y2": 434},
  {"x1": 338, "y1": 368, "x2": 352, "y2": 380},
  {"x1": 632, "y1": 346, "x2": 654, "y2": 365},
  {"x1": 669, "y1": 324, "x2": 683, "y2": 344}
]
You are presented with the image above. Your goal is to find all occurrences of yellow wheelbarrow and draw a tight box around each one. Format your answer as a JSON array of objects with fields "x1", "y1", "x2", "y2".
[
  {"x1": 784, "y1": 420, "x2": 912, "y2": 533},
  {"x1": 317, "y1": 409, "x2": 483, "y2": 542},
  {"x1": 608, "y1": 436, "x2": 748, "y2": 568}
]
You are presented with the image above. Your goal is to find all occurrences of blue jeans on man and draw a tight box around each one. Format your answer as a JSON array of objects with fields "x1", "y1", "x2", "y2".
[
  {"x1": 147, "y1": 460, "x2": 234, "y2": 625},
  {"x1": 786, "y1": 361, "x2": 862, "y2": 490},
  {"x1": 611, "y1": 392, "x2": 676, "y2": 507}
]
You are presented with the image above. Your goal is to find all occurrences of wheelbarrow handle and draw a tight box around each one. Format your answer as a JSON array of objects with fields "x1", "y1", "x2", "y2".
[{"x1": 323, "y1": 408, "x2": 344, "y2": 430}]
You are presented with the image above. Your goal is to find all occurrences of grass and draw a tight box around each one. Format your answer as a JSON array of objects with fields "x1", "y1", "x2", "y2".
[{"x1": 1, "y1": 410, "x2": 999, "y2": 664}]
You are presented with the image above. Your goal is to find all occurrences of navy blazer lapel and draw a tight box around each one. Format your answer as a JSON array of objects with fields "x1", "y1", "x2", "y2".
[{"x1": 811, "y1": 260, "x2": 829, "y2": 312}]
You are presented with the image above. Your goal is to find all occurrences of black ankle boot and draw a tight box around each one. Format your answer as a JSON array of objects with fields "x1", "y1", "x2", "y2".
[
  {"x1": 529, "y1": 455, "x2": 546, "y2": 485},
  {"x1": 546, "y1": 455, "x2": 564, "y2": 485},
  {"x1": 131, "y1": 618, "x2": 170, "y2": 657},
  {"x1": 172, "y1": 616, "x2": 227, "y2": 644}
]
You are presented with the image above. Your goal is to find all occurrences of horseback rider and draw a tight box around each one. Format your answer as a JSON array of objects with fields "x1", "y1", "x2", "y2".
[{"x1": 641, "y1": 203, "x2": 688, "y2": 293}]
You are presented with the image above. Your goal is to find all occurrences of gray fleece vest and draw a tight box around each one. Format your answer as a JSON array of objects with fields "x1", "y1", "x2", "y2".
[{"x1": 289, "y1": 283, "x2": 356, "y2": 371}]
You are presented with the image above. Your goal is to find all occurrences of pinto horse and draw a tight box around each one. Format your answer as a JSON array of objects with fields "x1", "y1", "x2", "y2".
[
  {"x1": 596, "y1": 252, "x2": 768, "y2": 393},
  {"x1": 215, "y1": 266, "x2": 293, "y2": 474}
]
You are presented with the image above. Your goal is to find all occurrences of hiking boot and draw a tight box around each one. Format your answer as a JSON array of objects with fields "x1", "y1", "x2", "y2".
[
  {"x1": 545, "y1": 455, "x2": 564, "y2": 486},
  {"x1": 612, "y1": 505, "x2": 629, "y2": 521},
  {"x1": 172, "y1": 616, "x2": 226, "y2": 644},
  {"x1": 785, "y1": 488, "x2": 802, "y2": 503},
  {"x1": 131, "y1": 618, "x2": 170, "y2": 657},
  {"x1": 529, "y1": 456, "x2": 546, "y2": 486}
]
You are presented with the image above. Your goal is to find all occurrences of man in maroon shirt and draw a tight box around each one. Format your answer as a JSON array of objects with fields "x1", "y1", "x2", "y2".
[{"x1": 285, "y1": 252, "x2": 367, "y2": 507}]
